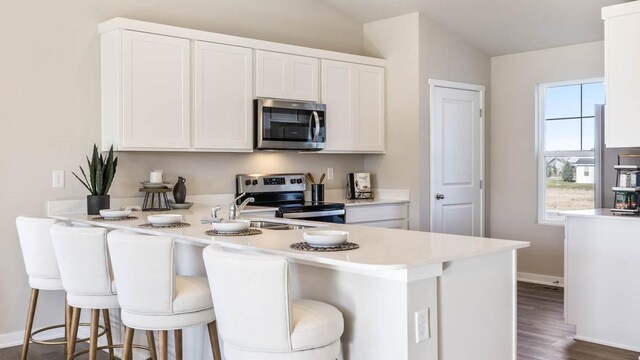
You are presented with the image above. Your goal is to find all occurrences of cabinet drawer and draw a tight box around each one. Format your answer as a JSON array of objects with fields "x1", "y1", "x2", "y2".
[{"x1": 346, "y1": 204, "x2": 408, "y2": 223}]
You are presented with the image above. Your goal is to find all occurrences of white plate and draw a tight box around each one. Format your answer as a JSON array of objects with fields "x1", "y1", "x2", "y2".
[
  {"x1": 99, "y1": 209, "x2": 132, "y2": 219},
  {"x1": 303, "y1": 230, "x2": 349, "y2": 247},
  {"x1": 211, "y1": 220, "x2": 250, "y2": 233},
  {"x1": 147, "y1": 214, "x2": 183, "y2": 226}
]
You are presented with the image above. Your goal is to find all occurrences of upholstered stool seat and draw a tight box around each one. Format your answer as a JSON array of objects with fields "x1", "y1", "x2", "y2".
[
  {"x1": 15, "y1": 216, "x2": 72, "y2": 360},
  {"x1": 202, "y1": 245, "x2": 344, "y2": 360},
  {"x1": 107, "y1": 230, "x2": 222, "y2": 360},
  {"x1": 122, "y1": 275, "x2": 215, "y2": 331}
]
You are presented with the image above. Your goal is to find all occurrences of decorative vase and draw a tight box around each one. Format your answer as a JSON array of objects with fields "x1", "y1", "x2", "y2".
[
  {"x1": 87, "y1": 195, "x2": 110, "y2": 215},
  {"x1": 173, "y1": 176, "x2": 187, "y2": 204}
]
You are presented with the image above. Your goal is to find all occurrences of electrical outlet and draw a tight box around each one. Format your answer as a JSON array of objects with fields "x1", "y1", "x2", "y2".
[
  {"x1": 327, "y1": 167, "x2": 334, "y2": 180},
  {"x1": 415, "y1": 308, "x2": 430, "y2": 343},
  {"x1": 52, "y1": 170, "x2": 65, "y2": 188}
]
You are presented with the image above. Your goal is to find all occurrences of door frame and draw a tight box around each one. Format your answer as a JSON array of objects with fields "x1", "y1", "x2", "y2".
[{"x1": 428, "y1": 79, "x2": 486, "y2": 236}]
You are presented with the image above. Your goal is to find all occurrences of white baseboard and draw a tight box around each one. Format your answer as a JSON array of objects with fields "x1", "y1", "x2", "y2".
[
  {"x1": 517, "y1": 272, "x2": 564, "y2": 287},
  {"x1": 574, "y1": 335, "x2": 640, "y2": 353},
  {"x1": 0, "y1": 328, "x2": 66, "y2": 349}
]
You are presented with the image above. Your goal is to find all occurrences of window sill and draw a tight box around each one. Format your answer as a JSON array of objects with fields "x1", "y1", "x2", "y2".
[{"x1": 537, "y1": 219, "x2": 566, "y2": 227}]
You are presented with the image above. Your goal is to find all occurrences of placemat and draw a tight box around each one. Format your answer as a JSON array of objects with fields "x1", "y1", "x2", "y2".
[
  {"x1": 290, "y1": 242, "x2": 360, "y2": 252},
  {"x1": 138, "y1": 222, "x2": 191, "y2": 229},
  {"x1": 205, "y1": 229, "x2": 263, "y2": 236},
  {"x1": 91, "y1": 216, "x2": 139, "y2": 222}
]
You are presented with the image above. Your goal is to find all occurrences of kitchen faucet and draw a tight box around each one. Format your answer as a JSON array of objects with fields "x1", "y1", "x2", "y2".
[{"x1": 229, "y1": 193, "x2": 255, "y2": 220}]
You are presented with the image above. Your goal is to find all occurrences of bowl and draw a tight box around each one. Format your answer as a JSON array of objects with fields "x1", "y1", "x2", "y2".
[
  {"x1": 170, "y1": 202, "x2": 193, "y2": 210},
  {"x1": 99, "y1": 209, "x2": 132, "y2": 219},
  {"x1": 147, "y1": 214, "x2": 183, "y2": 226},
  {"x1": 211, "y1": 220, "x2": 250, "y2": 233},
  {"x1": 303, "y1": 230, "x2": 349, "y2": 247}
]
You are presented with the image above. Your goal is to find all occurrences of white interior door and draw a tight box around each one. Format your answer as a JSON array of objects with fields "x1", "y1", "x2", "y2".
[{"x1": 431, "y1": 83, "x2": 483, "y2": 236}]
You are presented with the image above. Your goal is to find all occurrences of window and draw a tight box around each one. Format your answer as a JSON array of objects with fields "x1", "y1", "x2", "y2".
[{"x1": 537, "y1": 79, "x2": 604, "y2": 223}]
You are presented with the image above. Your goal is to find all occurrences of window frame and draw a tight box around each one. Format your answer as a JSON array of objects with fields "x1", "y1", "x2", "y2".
[{"x1": 536, "y1": 78, "x2": 604, "y2": 225}]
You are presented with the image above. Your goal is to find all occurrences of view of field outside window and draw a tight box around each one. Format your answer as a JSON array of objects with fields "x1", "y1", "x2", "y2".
[{"x1": 542, "y1": 82, "x2": 604, "y2": 215}]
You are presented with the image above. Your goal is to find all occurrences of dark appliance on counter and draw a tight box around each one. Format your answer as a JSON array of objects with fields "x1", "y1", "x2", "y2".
[
  {"x1": 254, "y1": 99, "x2": 326, "y2": 151},
  {"x1": 236, "y1": 173, "x2": 345, "y2": 223},
  {"x1": 346, "y1": 172, "x2": 374, "y2": 199}
]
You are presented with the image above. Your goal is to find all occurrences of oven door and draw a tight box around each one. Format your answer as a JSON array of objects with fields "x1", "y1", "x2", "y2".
[
  {"x1": 277, "y1": 209, "x2": 345, "y2": 224},
  {"x1": 255, "y1": 99, "x2": 326, "y2": 151}
]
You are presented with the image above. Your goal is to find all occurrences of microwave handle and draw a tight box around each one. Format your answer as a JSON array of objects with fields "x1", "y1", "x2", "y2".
[{"x1": 311, "y1": 111, "x2": 320, "y2": 142}]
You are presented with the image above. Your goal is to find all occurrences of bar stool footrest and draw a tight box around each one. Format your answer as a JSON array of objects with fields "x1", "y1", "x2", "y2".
[{"x1": 30, "y1": 323, "x2": 105, "y2": 345}]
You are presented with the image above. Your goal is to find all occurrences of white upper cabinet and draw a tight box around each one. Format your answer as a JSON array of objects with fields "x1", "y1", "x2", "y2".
[
  {"x1": 322, "y1": 60, "x2": 385, "y2": 153},
  {"x1": 120, "y1": 31, "x2": 191, "y2": 149},
  {"x1": 194, "y1": 41, "x2": 253, "y2": 151},
  {"x1": 603, "y1": 2, "x2": 640, "y2": 148},
  {"x1": 256, "y1": 50, "x2": 319, "y2": 102}
]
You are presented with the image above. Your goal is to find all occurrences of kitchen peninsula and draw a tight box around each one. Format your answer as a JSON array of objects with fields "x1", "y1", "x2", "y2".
[{"x1": 51, "y1": 205, "x2": 528, "y2": 360}]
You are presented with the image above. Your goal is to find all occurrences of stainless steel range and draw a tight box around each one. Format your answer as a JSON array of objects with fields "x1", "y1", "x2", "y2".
[{"x1": 236, "y1": 173, "x2": 345, "y2": 223}]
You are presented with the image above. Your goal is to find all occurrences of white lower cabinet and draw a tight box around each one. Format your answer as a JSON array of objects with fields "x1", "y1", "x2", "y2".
[
  {"x1": 103, "y1": 30, "x2": 191, "y2": 150},
  {"x1": 194, "y1": 41, "x2": 253, "y2": 151},
  {"x1": 322, "y1": 60, "x2": 385, "y2": 153},
  {"x1": 345, "y1": 203, "x2": 408, "y2": 229}
]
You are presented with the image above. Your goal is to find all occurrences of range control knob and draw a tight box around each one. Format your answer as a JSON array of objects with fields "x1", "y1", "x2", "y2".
[
  {"x1": 252, "y1": 179, "x2": 258, "y2": 185},
  {"x1": 296, "y1": 178, "x2": 303, "y2": 184},
  {"x1": 290, "y1": 179, "x2": 296, "y2": 184},
  {"x1": 244, "y1": 180, "x2": 251, "y2": 186}
]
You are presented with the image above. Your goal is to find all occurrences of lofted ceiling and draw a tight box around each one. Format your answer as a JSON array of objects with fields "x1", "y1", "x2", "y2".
[{"x1": 320, "y1": 0, "x2": 627, "y2": 56}]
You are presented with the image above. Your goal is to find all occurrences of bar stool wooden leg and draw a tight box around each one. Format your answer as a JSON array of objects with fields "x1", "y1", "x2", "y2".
[
  {"x1": 146, "y1": 331, "x2": 158, "y2": 360},
  {"x1": 64, "y1": 295, "x2": 71, "y2": 356},
  {"x1": 207, "y1": 321, "x2": 222, "y2": 360},
  {"x1": 20, "y1": 288, "x2": 39, "y2": 360},
  {"x1": 67, "y1": 307, "x2": 81, "y2": 358},
  {"x1": 122, "y1": 326, "x2": 135, "y2": 360},
  {"x1": 158, "y1": 330, "x2": 168, "y2": 360},
  {"x1": 174, "y1": 329, "x2": 183, "y2": 360},
  {"x1": 89, "y1": 309, "x2": 100, "y2": 360},
  {"x1": 102, "y1": 309, "x2": 115, "y2": 360}
]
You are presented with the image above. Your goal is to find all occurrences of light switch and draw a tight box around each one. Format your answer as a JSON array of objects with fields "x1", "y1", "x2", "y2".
[{"x1": 327, "y1": 168, "x2": 334, "y2": 180}]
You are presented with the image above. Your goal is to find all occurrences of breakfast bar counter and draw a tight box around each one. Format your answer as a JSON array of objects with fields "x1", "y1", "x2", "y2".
[{"x1": 50, "y1": 206, "x2": 529, "y2": 360}]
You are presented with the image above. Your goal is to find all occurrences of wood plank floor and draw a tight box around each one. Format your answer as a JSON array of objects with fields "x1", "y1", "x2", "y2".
[
  {"x1": 518, "y1": 281, "x2": 639, "y2": 360},
  {"x1": 1, "y1": 282, "x2": 638, "y2": 359}
]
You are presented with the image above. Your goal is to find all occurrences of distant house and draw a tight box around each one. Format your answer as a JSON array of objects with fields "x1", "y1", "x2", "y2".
[{"x1": 574, "y1": 158, "x2": 595, "y2": 184}]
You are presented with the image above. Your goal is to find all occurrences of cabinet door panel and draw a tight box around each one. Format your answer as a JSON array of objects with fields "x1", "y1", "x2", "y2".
[
  {"x1": 122, "y1": 31, "x2": 190, "y2": 149},
  {"x1": 321, "y1": 60, "x2": 385, "y2": 153},
  {"x1": 605, "y1": 12, "x2": 640, "y2": 148},
  {"x1": 356, "y1": 66, "x2": 385, "y2": 152},
  {"x1": 256, "y1": 50, "x2": 287, "y2": 99},
  {"x1": 256, "y1": 50, "x2": 318, "y2": 101},
  {"x1": 322, "y1": 61, "x2": 354, "y2": 151},
  {"x1": 194, "y1": 41, "x2": 253, "y2": 151},
  {"x1": 289, "y1": 55, "x2": 319, "y2": 101}
]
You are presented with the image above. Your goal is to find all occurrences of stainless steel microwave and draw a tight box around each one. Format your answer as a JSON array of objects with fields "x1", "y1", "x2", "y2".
[{"x1": 254, "y1": 99, "x2": 326, "y2": 151}]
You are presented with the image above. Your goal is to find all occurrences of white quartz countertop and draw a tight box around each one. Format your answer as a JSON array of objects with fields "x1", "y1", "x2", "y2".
[
  {"x1": 50, "y1": 206, "x2": 528, "y2": 271},
  {"x1": 563, "y1": 208, "x2": 640, "y2": 221}
]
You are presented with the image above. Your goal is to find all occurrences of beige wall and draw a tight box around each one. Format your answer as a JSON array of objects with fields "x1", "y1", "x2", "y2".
[
  {"x1": 363, "y1": 13, "x2": 422, "y2": 229},
  {"x1": 490, "y1": 41, "x2": 604, "y2": 277},
  {"x1": 0, "y1": 0, "x2": 365, "y2": 338},
  {"x1": 363, "y1": 13, "x2": 491, "y2": 231}
]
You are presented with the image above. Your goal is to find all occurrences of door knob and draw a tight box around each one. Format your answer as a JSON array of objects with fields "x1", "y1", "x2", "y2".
[{"x1": 436, "y1": 193, "x2": 445, "y2": 200}]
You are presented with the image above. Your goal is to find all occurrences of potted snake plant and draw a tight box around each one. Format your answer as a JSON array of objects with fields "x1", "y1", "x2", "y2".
[{"x1": 72, "y1": 144, "x2": 118, "y2": 215}]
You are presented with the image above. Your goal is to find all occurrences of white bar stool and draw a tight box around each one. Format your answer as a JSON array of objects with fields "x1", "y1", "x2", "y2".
[
  {"x1": 50, "y1": 224, "x2": 121, "y2": 360},
  {"x1": 202, "y1": 245, "x2": 344, "y2": 360},
  {"x1": 107, "y1": 230, "x2": 222, "y2": 360},
  {"x1": 16, "y1": 217, "x2": 75, "y2": 359}
]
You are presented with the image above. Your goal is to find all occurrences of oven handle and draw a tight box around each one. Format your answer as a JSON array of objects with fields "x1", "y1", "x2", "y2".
[
  {"x1": 311, "y1": 111, "x2": 320, "y2": 142},
  {"x1": 281, "y1": 209, "x2": 345, "y2": 218}
]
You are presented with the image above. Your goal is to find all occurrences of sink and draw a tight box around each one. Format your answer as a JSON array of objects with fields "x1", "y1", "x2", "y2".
[{"x1": 249, "y1": 221, "x2": 315, "y2": 231}]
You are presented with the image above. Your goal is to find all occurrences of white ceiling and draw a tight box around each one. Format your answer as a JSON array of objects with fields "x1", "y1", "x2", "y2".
[{"x1": 320, "y1": 0, "x2": 627, "y2": 56}]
